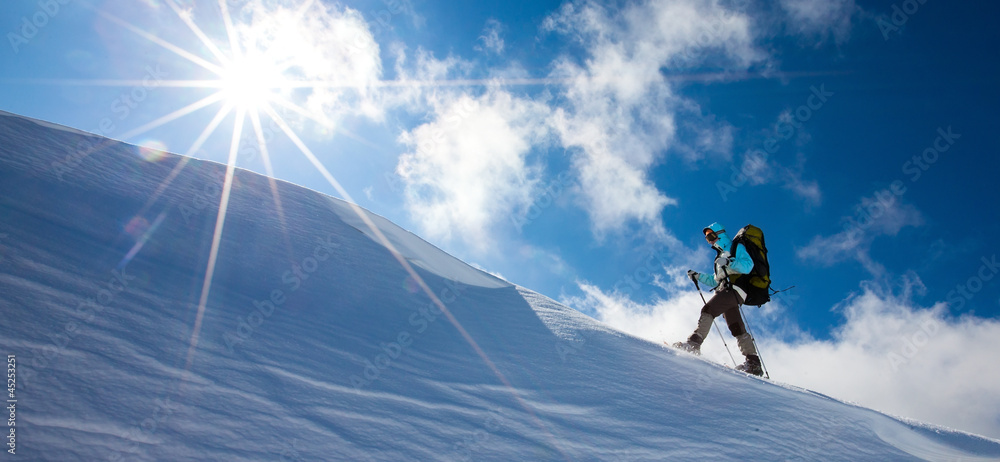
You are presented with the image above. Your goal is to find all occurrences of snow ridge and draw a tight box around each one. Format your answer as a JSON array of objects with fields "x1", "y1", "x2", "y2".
[{"x1": 1, "y1": 112, "x2": 999, "y2": 460}]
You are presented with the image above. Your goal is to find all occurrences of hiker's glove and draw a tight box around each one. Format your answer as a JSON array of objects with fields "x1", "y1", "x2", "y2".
[
  {"x1": 715, "y1": 251, "x2": 731, "y2": 268},
  {"x1": 687, "y1": 270, "x2": 699, "y2": 284}
]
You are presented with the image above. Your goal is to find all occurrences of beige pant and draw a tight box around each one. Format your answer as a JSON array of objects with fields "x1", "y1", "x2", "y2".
[{"x1": 692, "y1": 287, "x2": 758, "y2": 357}]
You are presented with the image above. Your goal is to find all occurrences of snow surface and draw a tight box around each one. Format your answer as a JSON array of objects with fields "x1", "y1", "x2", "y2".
[{"x1": 2, "y1": 110, "x2": 1000, "y2": 461}]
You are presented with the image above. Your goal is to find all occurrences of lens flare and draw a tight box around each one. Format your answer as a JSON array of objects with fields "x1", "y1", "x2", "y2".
[
  {"x1": 136, "y1": 139, "x2": 169, "y2": 162},
  {"x1": 124, "y1": 216, "x2": 151, "y2": 238},
  {"x1": 403, "y1": 275, "x2": 421, "y2": 293}
]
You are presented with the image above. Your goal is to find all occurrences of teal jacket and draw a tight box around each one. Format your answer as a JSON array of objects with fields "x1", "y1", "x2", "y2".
[{"x1": 697, "y1": 222, "x2": 754, "y2": 289}]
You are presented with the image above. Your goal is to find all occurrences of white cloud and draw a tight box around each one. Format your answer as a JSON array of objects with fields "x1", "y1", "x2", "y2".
[
  {"x1": 468, "y1": 262, "x2": 508, "y2": 282},
  {"x1": 779, "y1": 0, "x2": 858, "y2": 42},
  {"x1": 797, "y1": 190, "x2": 923, "y2": 275},
  {"x1": 393, "y1": 46, "x2": 472, "y2": 82},
  {"x1": 386, "y1": 46, "x2": 473, "y2": 110},
  {"x1": 766, "y1": 279, "x2": 1000, "y2": 441},
  {"x1": 563, "y1": 280, "x2": 718, "y2": 354},
  {"x1": 543, "y1": 0, "x2": 764, "y2": 237},
  {"x1": 565, "y1": 271, "x2": 1000, "y2": 440},
  {"x1": 475, "y1": 19, "x2": 505, "y2": 55},
  {"x1": 387, "y1": 0, "x2": 769, "y2": 247},
  {"x1": 562, "y1": 265, "x2": 798, "y2": 368},
  {"x1": 395, "y1": 89, "x2": 552, "y2": 252}
]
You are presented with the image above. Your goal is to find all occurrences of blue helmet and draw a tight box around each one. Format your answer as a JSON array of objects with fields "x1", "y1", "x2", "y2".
[{"x1": 703, "y1": 222, "x2": 732, "y2": 252}]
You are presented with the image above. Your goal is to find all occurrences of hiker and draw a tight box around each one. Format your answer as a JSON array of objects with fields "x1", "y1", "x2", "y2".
[{"x1": 673, "y1": 222, "x2": 763, "y2": 376}]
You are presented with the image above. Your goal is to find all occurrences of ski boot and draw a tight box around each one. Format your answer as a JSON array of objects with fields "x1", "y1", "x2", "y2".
[
  {"x1": 736, "y1": 355, "x2": 763, "y2": 376},
  {"x1": 671, "y1": 334, "x2": 703, "y2": 355}
]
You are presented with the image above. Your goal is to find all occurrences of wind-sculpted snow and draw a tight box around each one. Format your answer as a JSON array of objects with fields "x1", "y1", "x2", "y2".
[
  {"x1": 1, "y1": 111, "x2": 999, "y2": 460},
  {"x1": 323, "y1": 197, "x2": 509, "y2": 289}
]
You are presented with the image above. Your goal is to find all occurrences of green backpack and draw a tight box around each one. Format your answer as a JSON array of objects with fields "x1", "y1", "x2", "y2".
[{"x1": 729, "y1": 224, "x2": 771, "y2": 306}]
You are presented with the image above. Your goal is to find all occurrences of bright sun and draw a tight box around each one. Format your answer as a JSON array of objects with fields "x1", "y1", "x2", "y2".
[{"x1": 217, "y1": 54, "x2": 284, "y2": 110}]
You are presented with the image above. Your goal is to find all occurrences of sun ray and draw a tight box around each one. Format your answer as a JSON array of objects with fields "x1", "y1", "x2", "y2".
[
  {"x1": 185, "y1": 103, "x2": 237, "y2": 158},
  {"x1": 95, "y1": 8, "x2": 224, "y2": 76},
  {"x1": 2, "y1": 71, "x2": 841, "y2": 90},
  {"x1": 128, "y1": 101, "x2": 235, "y2": 222},
  {"x1": 164, "y1": 0, "x2": 231, "y2": 67},
  {"x1": 117, "y1": 211, "x2": 168, "y2": 270},
  {"x1": 118, "y1": 92, "x2": 227, "y2": 141},
  {"x1": 266, "y1": 94, "x2": 335, "y2": 129},
  {"x1": 218, "y1": 0, "x2": 243, "y2": 61},
  {"x1": 268, "y1": 94, "x2": 383, "y2": 151},
  {"x1": 0, "y1": 79, "x2": 229, "y2": 88},
  {"x1": 184, "y1": 107, "x2": 245, "y2": 373},
  {"x1": 249, "y1": 110, "x2": 286, "y2": 206},
  {"x1": 38, "y1": 93, "x2": 223, "y2": 185},
  {"x1": 273, "y1": 77, "x2": 569, "y2": 89},
  {"x1": 249, "y1": 110, "x2": 292, "y2": 221},
  {"x1": 249, "y1": 110, "x2": 297, "y2": 269},
  {"x1": 131, "y1": 157, "x2": 191, "y2": 219}
]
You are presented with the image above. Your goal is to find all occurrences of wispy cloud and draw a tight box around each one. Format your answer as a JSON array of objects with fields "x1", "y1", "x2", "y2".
[
  {"x1": 779, "y1": 0, "x2": 859, "y2": 43},
  {"x1": 476, "y1": 19, "x2": 505, "y2": 55},
  {"x1": 733, "y1": 146, "x2": 823, "y2": 207},
  {"x1": 797, "y1": 189, "x2": 924, "y2": 275}
]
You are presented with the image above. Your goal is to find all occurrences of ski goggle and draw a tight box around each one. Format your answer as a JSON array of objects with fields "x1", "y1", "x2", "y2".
[{"x1": 705, "y1": 230, "x2": 725, "y2": 242}]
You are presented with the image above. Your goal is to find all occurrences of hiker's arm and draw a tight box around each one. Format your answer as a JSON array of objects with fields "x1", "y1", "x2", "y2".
[
  {"x1": 697, "y1": 271, "x2": 717, "y2": 288},
  {"x1": 729, "y1": 244, "x2": 754, "y2": 275}
]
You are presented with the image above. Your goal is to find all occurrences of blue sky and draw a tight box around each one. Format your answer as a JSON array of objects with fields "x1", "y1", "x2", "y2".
[{"x1": 3, "y1": 0, "x2": 1000, "y2": 436}]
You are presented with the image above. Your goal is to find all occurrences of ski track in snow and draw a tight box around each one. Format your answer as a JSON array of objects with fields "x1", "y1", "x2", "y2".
[{"x1": 2, "y1": 111, "x2": 1000, "y2": 460}]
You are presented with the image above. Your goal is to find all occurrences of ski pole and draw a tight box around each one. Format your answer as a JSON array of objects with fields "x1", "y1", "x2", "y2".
[
  {"x1": 693, "y1": 278, "x2": 737, "y2": 367},
  {"x1": 722, "y1": 270, "x2": 770, "y2": 379},
  {"x1": 738, "y1": 305, "x2": 769, "y2": 379}
]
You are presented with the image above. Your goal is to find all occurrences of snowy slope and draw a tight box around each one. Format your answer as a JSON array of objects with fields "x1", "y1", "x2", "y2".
[{"x1": 1, "y1": 110, "x2": 999, "y2": 461}]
